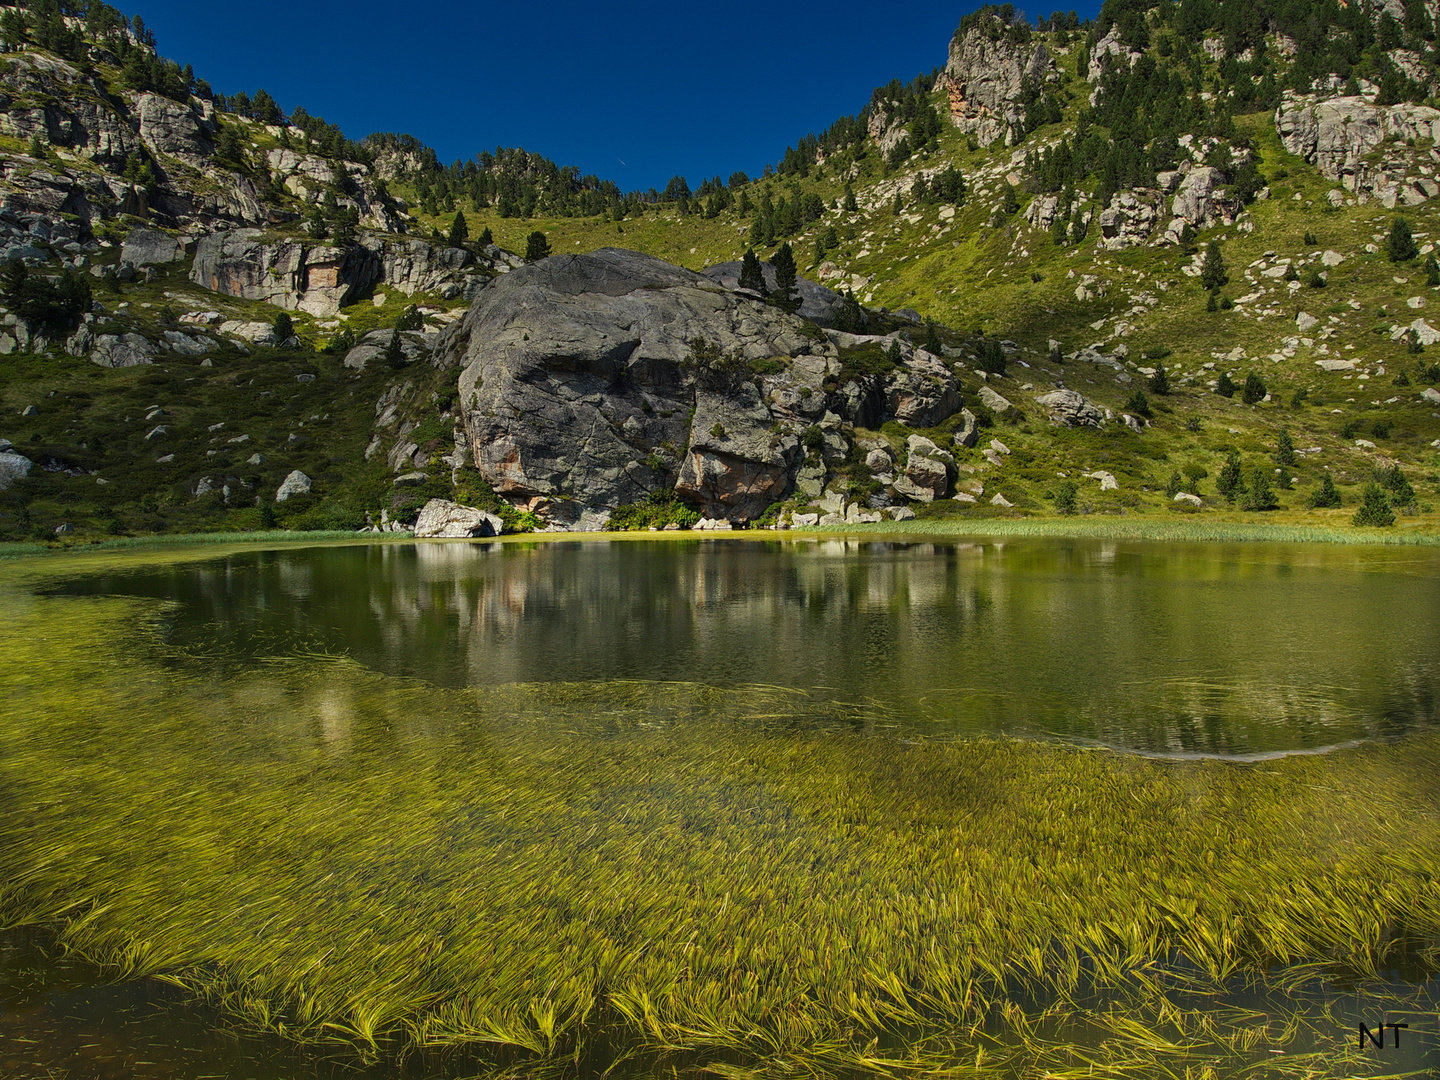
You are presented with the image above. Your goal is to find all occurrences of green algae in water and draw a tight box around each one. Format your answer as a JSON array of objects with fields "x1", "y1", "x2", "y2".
[{"x1": 1, "y1": 539, "x2": 1439, "y2": 1078}]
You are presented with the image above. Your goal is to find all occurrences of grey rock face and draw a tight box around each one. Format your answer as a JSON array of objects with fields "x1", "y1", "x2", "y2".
[
  {"x1": 1097, "y1": 189, "x2": 1164, "y2": 250},
  {"x1": 135, "y1": 92, "x2": 213, "y2": 163},
  {"x1": 1087, "y1": 28, "x2": 1142, "y2": 79},
  {"x1": 445, "y1": 248, "x2": 837, "y2": 524},
  {"x1": 893, "y1": 435, "x2": 954, "y2": 502},
  {"x1": 190, "y1": 229, "x2": 380, "y2": 316},
  {"x1": 886, "y1": 348, "x2": 962, "y2": 427},
  {"x1": 90, "y1": 332, "x2": 156, "y2": 367},
  {"x1": 275, "y1": 470, "x2": 312, "y2": 502},
  {"x1": 700, "y1": 261, "x2": 846, "y2": 327},
  {"x1": 1276, "y1": 93, "x2": 1440, "y2": 192},
  {"x1": 937, "y1": 20, "x2": 1056, "y2": 146},
  {"x1": 1034, "y1": 389, "x2": 1106, "y2": 428},
  {"x1": 412, "y1": 498, "x2": 503, "y2": 538},
  {"x1": 121, "y1": 228, "x2": 182, "y2": 266},
  {"x1": 953, "y1": 408, "x2": 979, "y2": 448}
]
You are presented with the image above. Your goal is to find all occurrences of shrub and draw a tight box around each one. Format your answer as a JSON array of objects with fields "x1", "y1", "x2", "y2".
[
  {"x1": 1353, "y1": 482, "x2": 1396, "y2": 526},
  {"x1": 1215, "y1": 371, "x2": 1236, "y2": 397},
  {"x1": 1276, "y1": 428, "x2": 1296, "y2": 466},
  {"x1": 1147, "y1": 364, "x2": 1170, "y2": 394},
  {"x1": 1370, "y1": 419, "x2": 1391, "y2": 438},
  {"x1": 975, "y1": 338, "x2": 1007, "y2": 376},
  {"x1": 1181, "y1": 463, "x2": 1208, "y2": 493},
  {"x1": 605, "y1": 489, "x2": 701, "y2": 531},
  {"x1": 1306, "y1": 270, "x2": 1326, "y2": 288},
  {"x1": 1124, "y1": 389, "x2": 1153, "y2": 418}
]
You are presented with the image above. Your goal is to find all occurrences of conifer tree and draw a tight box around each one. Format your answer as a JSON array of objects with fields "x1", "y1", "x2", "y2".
[
  {"x1": 770, "y1": 242, "x2": 800, "y2": 312},
  {"x1": 1242, "y1": 372, "x2": 1267, "y2": 404},
  {"x1": 477, "y1": 226, "x2": 493, "y2": 247},
  {"x1": 1353, "y1": 482, "x2": 1396, "y2": 526},
  {"x1": 1147, "y1": 363, "x2": 1170, "y2": 394},
  {"x1": 1388, "y1": 217, "x2": 1419, "y2": 262},
  {"x1": 1125, "y1": 389, "x2": 1153, "y2": 417},
  {"x1": 384, "y1": 330, "x2": 406, "y2": 370},
  {"x1": 448, "y1": 211, "x2": 468, "y2": 248},
  {"x1": 843, "y1": 184, "x2": 858, "y2": 212},
  {"x1": 738, "y1": 249, "x2": 766, "y2": 295},
  {"x1": 271, "y1": 312, "x2": 293, "y2": 346},
  {"x1": 1199, "y1": 241, "x2": 1228, "y2": 290},
  {"x1": 1241, "y1": 467, "x2": 1278, "y2": 511},
  {"x1": 924, "y1": 320, "x2": 942, "y2": 354},
  {"x1": 1217, "y1": 450, "x2": 1245, "y2": 502},
  {"x1": 525, "y1": 230, "x2": 550, "y2": 261},
  {"x1": 1216, "y1": 370, "x2": 1236, "y2": 397},
  {"x1": 1306, "y1": 473, "x2": 1342, "y2": 509},
  {"x1": 1276, "y1": 428, "x2": 1296, "y2": 467}
]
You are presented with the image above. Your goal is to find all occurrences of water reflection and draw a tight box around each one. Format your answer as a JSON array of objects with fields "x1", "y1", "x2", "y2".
[{"x1": 54, "y1": 538, "x2": 1440, "y2": 756}]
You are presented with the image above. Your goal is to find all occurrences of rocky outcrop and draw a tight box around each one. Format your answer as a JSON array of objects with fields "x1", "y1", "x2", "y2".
[
  {"x1": 342, "y1": 328, "x2": 434, "y2": 370},
  {"x1": 1034, "y1": 389, "x2": 1105, "y2": 428},
  {"x1": 120, "y1": 228, "x2": 182, "y2": 266},
  {"x1": 886, "y1": 347, "x2": 962, "y2": 427},
  {"x1": 442, "y1": 248, "x2": 853, "y2": 525},
  {"x1": 266, "y1": 149, "x2": 406, "y2": 233},
  {"x1": 1276, "y1": 92, "x2": 1440, "y2": 198},
  {"x1": 1087, "y1": 28, "x2": 1142, "y2": 80},
  {"x1": 937, "y1": 20, "x2": 1057, "y2": 146},
  {"x1": 190, "y1": 228, "x2": 380, "y2": 315},
  {"x1": 0, "y1": 52, "x2": 138, "y2": 164},
  {"x1": 412, "y1": 498, "x2": 502, "y2": 538},
  {"x1": 894, "y1": 435, "x2": 954, "y2": 502},
  {"x1": 1097, "y1": 189, "x2": 1165, "y2": 249},
  {"x1": 368, "y1": 236, "x2": 477, "y2": 298},
  {"x1": 135, "y1": 91, "x2": 213, "y2": 164},
  {"x1": 700, "y1": 261, "x2": 846, "y2": 326}
]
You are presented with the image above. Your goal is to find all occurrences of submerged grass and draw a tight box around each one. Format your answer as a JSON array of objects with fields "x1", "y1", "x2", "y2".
[{"x1": 0, "y1": 561, "x2": 1437, "y2": 1078}]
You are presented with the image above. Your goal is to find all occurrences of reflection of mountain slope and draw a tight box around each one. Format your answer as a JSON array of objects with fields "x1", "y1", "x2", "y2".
[{"x1": 54, "y1": 540, "x2": 1440, "y2": 755}]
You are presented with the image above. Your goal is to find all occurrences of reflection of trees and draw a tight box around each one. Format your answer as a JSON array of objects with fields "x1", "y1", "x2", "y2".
[{"x1": 55, "y1": 540, "x2": 1440, "y2": 755}]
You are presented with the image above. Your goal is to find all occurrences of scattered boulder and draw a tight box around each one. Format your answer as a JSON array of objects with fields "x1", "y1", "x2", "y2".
[
  {"x1": 0, "y1": 447, "x2": 32, "y2": 489},
  {"x1": 1422, "y1": 387, "x2": 1440, "y2": 404},
  {"x1": 1173, "y1": 492, "x2": 1203, "y2": 506},
  {"x1": 953, "y1": 408, "x2": 979, "y2": 448},
  {"x1": 120, "y1": 228, "x2": 182, "y2": 266},
  {"x1": 978, "y1": 384, "x2": 1013, "y2": 412},
  {"x1": 90, "y1": 332, "x2": 155, "y2": 367},
  {"x1": 894, "y1": 435, "x2": 954, "y2": 502},
  {"x1": 274, "y1": 470, "x2": 312, "y2": 502},
  {"x1": 1085, "y1": 470, "x2": 1119, "y2": 491},
  {"x1": 1034, "y1": 388, "x2": 1105, "y2": 428},
  {"x1": 411, "y1": 498, "x2": 503, "y2": 538}
]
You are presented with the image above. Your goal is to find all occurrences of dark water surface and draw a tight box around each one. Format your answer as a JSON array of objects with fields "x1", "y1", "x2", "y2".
[
  {"x1": 53, "y1": 536, "x2": 1440, "y2": 756},
  {"x1": 4, "y1": 535, "x2": 1439, "y2": 1079}
]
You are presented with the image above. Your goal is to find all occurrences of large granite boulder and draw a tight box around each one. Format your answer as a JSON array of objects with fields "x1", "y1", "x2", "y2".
[
  {"x1": 121, "y1": 228, "x2": 182, "y2": 266},
  {"x1": 893, "y1": 435, "x2": 954, "y2": 502},
  {"x1": 90, "y1": 332, "x2": 156, "y2": 367},
  {"x1": 700, "y1": 260, "x2": 846, "y2": 326},
  {"x1": 1034, "y1": 389, "x2": 1106, "y2": 428},
  {"x1": 412, "y1": 498, "x2": 503, "y2": 538},
  {"x1": 442, "y1": 248, "x2": 835, "y2": 525}
]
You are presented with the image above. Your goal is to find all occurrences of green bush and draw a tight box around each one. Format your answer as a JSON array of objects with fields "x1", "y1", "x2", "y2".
[
  {"x1": 605, "y1": 489, "x2": 701, "y2": 531},
  {"x1": 1242, "y1": 373, "x2": 1267, "y2": 404},
  {"x1": 1051, "y1": 480, "x2": 1077, "y2": 515}
]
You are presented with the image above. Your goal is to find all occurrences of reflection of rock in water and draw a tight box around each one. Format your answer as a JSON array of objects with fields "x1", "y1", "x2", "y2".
[{"x1": 54, "y1": 540, "x2": 1440, "y2": 755}]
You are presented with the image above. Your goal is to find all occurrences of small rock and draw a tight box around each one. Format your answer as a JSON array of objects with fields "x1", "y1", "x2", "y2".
[
  {"x1": 1295, "y1": 311, "x2": 1319, "y2": 332},
  {"x1": 245, "y1": 452, "x2": 267, "y2": 465},
  {"x1": 791, "y1": 512, "x2": 819, "y2": 527},
  {"x1": 20, "y1": 405, "x2": 37, "y2": 417},
  {"x1": 53, "y1": 522, "x2": 74, "y2": 535},
  {"x1": 155, "y1": 454, "x2": 174, "y2": 463},
  {"x1": 1086, "y1": 470, "x2": 1119, "y2": 490},
  {"x1": 1173, "y1": 492, "x2": 1203, "y2": 506},
  {"x1": 1422, "y1": 387, "x2": 1440, "y2": 404},
  {"x1": 988, "y1": 438, "x2": 1011, "y2": 455},
  {"x1": 978, "y1": 384, "x2": 1013, "y2": 412},
  {"x1": 989, "y1": 493, "x2": 1013, "y2": 507},
  {"x1": 144, "y1": 425, "x2": 168, "y2": 441},
  {"x1": 411, "y1": 498, "x2": 503, "y2": 538},
  {"x1": 886, "y1": 506, "x2": 916, "y2": 521}
]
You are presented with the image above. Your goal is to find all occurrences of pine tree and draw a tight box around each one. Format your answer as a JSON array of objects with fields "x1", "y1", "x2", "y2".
[
  {"x1": 770, "y1": 242, "x2": 800, "y2": 312},
  {"x1": 924, "y1": 320, "x2": 942, "y2": 354},
  {"x1": 1053, "y1": 480, "x2": 1078, "y2": 515},
  {"x1": 1388, "y1": 217, "x2": 1419, "y2": 262},
  {"x1": 477, "y1": 226, "x2": 493, "y2": 247},
  {"x1": 1002, "y1": 184, "x2": 1020, "y2": 215},
  {"x1": 1380, "y1": 463, "x2": 1417, "y2": 507},
  {"x1": 1199, "y1": 241, "x2": 1228, "y2": 290},
  {"x1": 384, "y1": 330, "x2": 406, "y2": 370},
  {"x1": 525, "y1": 231, "x2": 550, "y2": 261},
  {"x1": 1147, "y1": 363, "x2": 1170, "y2": 394},
  {"x1": 27, "y1": 133, "x2": 43, "y2": 159},
  {"x1": 1165, "y1": 470, "x2": 1183, "y2": 498},
  {"x1": 1242, "y1": 372, "x2": 1267, "y2": 404},
  {"x1": 1353, "y1": 482, "x2": 1396, "y2": 526},
  {"x1": 448, "y1": 211, "x2": 468, "y2": 248},
  {"x1": 1241, "y1": 467, "x2": 1279, "y2": 511},
  {"x1": 1276, "y1": 427, "x2": 1296, "y2": 467},
  {"x1": 1427, "y1": 255, "x2": 1440, "y2": 287},
  {"x1": 1217, "y1": 450, "x2": 1245, "y2": 502},
  {"x1": 1306, "y1": 472, "x2": 1342, "y2": 508},
  {"x1": 1125, "y1": 389, "x2": 1153, "y2": 417},
  {"x1": 843, "y1": 184, "x2": 858, "y2": 212},
  {"x1": 271, "y1": 311, "x2": 293, "y2": 346},
  {"x1": 738, "y1": 249, "x2": 766, "y2": 296},
  {"x1": 1216, "y1": 370, "x2": 1236, "y2": 397}
]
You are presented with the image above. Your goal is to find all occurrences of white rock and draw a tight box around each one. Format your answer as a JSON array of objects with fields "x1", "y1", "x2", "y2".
[
  {"x1": 1322, "y1": 249, "x2": 1346, "y2": 266},
  {"x1": 1409, "y1": 296, "x2": 1427, "y2": 308},
  {"x1": 1085, "y1": 470, "x2": 1119, "y2": 490},
  {"x1": 1173, "y1": 492, "x2": 1203, "y2": 506},
  {"x1": 989, "y1": 493, "x2": 1013, "y2": 507},
  {"x1": 412, "y1": 498, "x2": 503, "y2": 538},
  {"x1": 1295, "y1": 311, "x2": 1319, "y2": 332},
  {"x1": 1422, "y1": 387, "x2": 1440, "y2": 403},
  {"x1": 275, "y1": 470, "x2": 312, "y2": 502}
]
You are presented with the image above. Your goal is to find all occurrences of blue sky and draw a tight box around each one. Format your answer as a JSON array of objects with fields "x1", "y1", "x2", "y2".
[{"x1": 134, "y1": 0, "x2": 1101, "y2": 192}]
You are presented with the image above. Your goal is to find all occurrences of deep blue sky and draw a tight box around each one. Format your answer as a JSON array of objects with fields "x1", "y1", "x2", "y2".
[{"x1": 133, "y1": 0, "x2": 1100, "y2": 192}]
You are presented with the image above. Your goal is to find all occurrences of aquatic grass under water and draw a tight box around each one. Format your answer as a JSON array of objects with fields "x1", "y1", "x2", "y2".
[{"x1": 0, "y1": 557, "x2": 1438, "y2": 1078}]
